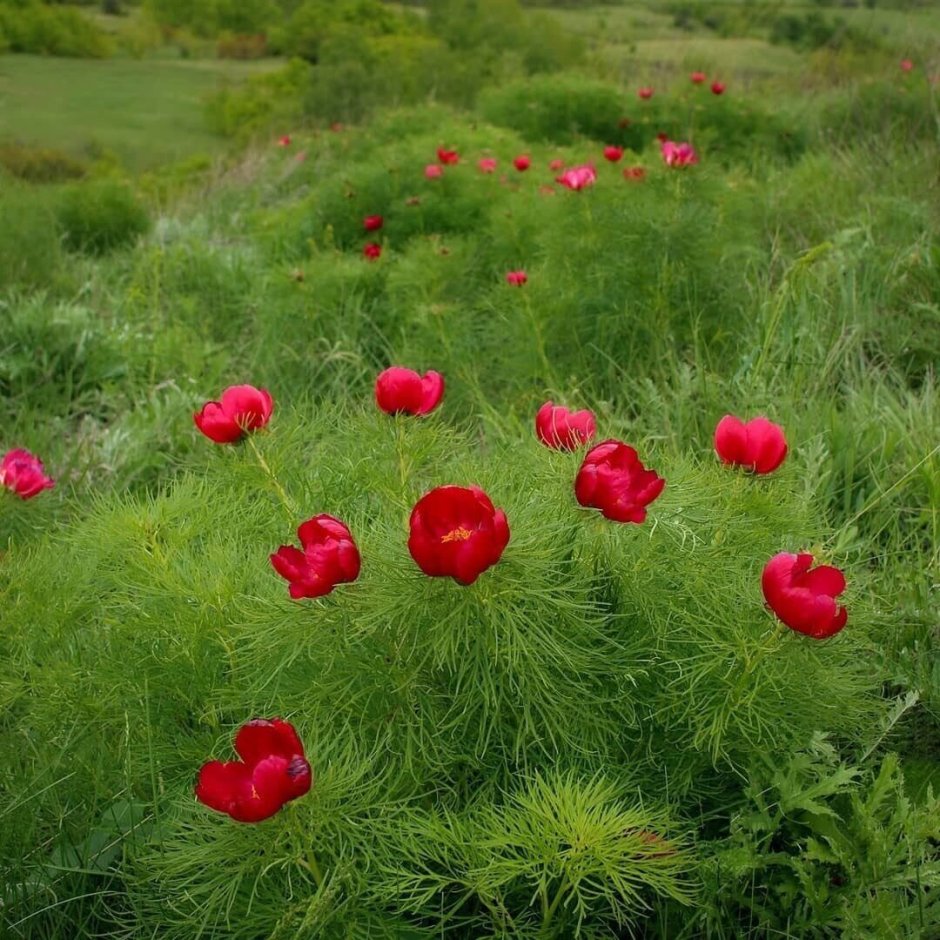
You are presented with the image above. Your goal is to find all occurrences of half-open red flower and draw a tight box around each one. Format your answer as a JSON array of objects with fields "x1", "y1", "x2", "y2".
[
  {"x1": 603, "y1": 145, "x2": 624, "y2": 162},
  {"x1": 437, "y1": 148, "x2": 459, "y2": 165},
  {"x1": 363, "y1": 242, "x2": 382, "y2": 261},
  {"x1": 535, "y1": 402, "x2": 596, "y2": 451},
  {"x1": 690, "y1": 71, "x2": 706, "y2": 84},
  {"x1": 506, "y1": 270, "x2": 527, "y2": 286},
  {"x1": 556, "y1": 164, "x2": 597, "y2": 191},
  {"x1": 714, "y1": 415, "x2": 788, "y2": 474},
  {"x1": 271, "y1": 514, "x2": 361, "y2": 600},
  {"x1": 375, "y1": 367, "x2": 444, "y2": 416},
  {"x1": 0, "y1": 448, "x2": 54, "y2": 499},
  {"x1": 408, "y1": 485, "x2": 510, "y2": 585},
  {"x1": 762, "y1": 553, "x2": 847, "y2": 639},
  {"x1": 478, "y1": 157, "x2": 498, "y2": 173},
  {"x1": 194, "y1": 385, "x2": 273, "y2": 444},
  {"x1": 575, "y1": 439, "x2": 665, "y2": 523},
  {"x1": 363, "y1": 214, "x2": 383, "y2": 232},
  {"x1": 513, "y1": 154, "x2": 531, "y2": 171},
  {"x1": 711, "y1": 80, "x2": 726, "y2": 95},
  {"x1": 195, "y1": 718, "x2": 312, "y2": 823},
  {"x1": 638, "y1": 86, "x2": 654, "y2": 99}
]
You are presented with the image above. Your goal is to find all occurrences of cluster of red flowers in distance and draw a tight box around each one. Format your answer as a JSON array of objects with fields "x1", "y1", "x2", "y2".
[
  {"x1": 195, "y1": 718, "x2": 311, "y2": 822},
  {"x1": 0, "y1": 449, "x2": 55, "y2": 499}
]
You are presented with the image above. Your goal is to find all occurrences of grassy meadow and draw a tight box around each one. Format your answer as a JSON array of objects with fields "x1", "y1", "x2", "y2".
[{"x1": 1, "y1": 0, "x2": 939, "y2": 937}]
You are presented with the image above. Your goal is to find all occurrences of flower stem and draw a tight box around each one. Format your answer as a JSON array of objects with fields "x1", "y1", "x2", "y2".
[{"x1": 244, "y1": 434, "x2": 295, "y2": 518}]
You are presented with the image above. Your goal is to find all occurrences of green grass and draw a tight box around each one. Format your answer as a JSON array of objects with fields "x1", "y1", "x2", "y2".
[{"x1": 0, "y1": 55, "x2": 280, "y2": 170}]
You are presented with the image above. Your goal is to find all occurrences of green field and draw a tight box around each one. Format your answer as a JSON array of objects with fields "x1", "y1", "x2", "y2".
[
  {"x1": 0, "y1": 55, "x2": 278, "y2": 169},
  {"x1": 1, "y1": 1, "x2": 939, "y2": 937}
]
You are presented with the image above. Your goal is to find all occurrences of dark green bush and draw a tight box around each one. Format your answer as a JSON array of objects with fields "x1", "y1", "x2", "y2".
[
  {"x1": 0, "y1": 142, "x2": 87, "y2": 183},
  {"x1": 0, "y1": 1, "x2": 112, "y2": 56},
  {"x1": 55, "y1": 180, "x2": 150, "y2": 255}
]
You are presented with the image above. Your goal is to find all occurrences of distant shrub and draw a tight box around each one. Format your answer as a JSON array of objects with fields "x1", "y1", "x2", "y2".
[
  {"x1": 0, "y1": 186, "x2": 62, "y2": 290},
  {"x1": 55, "y1": 181, "x2": 150, "y2": 255},
  {"x1": 0, "y1": 1, "x2": 112, "y2": 57},
  {"x1": 216, "y1": 31, "x2": 267, "y2": 59},
  {"x1": 0, "y1": 143, "x2": 87, "y2": 184},
  {"x1": 479, "y1": 75, "x2": 624, "y2": 145}
]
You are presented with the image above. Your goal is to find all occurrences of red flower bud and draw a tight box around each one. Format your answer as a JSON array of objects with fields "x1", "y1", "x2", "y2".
[
  {"x1": 603, "y1": 145, "x2": 624, "y2": 163},
  {"x1": 711, "y1": 80, "x2": 726, "y2": 95},
  {"x1": 194, "y1": 385, "x2": 273, "y2": 444},
  {"x1": 363, "y1": 214, "x2": 383, "y2": 232},
  {"x1": 513, "y1": 154, "x2": 531, "y2": 171},
  {"x1": 363, "y1": 242, "x2": 382, "y2": 261},
  {"x1": 762, "y1": 553, "x2": 848, "y2": 639},
  {"x1": 436, "y1": 148, "x2": 459, "y2": 165},
  {"x1": 195, "y1": 718, "x2": 312, "y2": 823},
  {"x1": 505, "y1": 270, "x2": 527, "y2": 286},
  {"x1": 0, "y1": 448, "x2": 54, "y2": 500},
  {"x1": 575, "y1": 440, "x2": 665, "y2": 523},
  {"x1": 270, "y1": 514, "x2": 361, "y2": 600},
  {"x1": 691, "y1": 71, "x2": 706, "y2": 84},
  {"x1": 714, "y1": 415, "x2": 787, "y2": 474},
  {"x1": 638, "y1": 87, "x2": 654, "y2": 100},
  {"x1": 535, "y1": 401, "x2": 596, "y2": 451},
  {"x1": 375, "y1": 367, "x2": 444, "y2": 416},
  {"x1": 408, "y1": 485, "x2": 510, "y2": 585}
]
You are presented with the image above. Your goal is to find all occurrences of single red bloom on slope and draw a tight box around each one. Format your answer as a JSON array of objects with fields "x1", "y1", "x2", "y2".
[
  {"x1": 271, "y1": 514, "x2": 361, "y2": 600},
  {"x1": 762, "y1": 553, "x2": 848, "y2": 639},
  {"x1": 900, "y1": 58, "x2": 914, "y2": 72},
  {"x1": 714, "y1": 415, "x2": 788, "y2": 474},
  {"x1": 556, "y1": 164, "x2": 597, "y2": 191},
  {"x1": 437, "y1": 148, "x2": 459, "y2": 165},
  {"x1": 623, "y1": 166, "x2": 646, "y2": 181},
  {"x1": 363, "y1": 242, "x2": 382, "y2": 261},
  {"x1": 549, "y1": 158, "x2": 565, "y2": 172},
  {"x1": 638, "y1": 87, "x2": 654, "y2": 100},
  {"x1": 195, "y1": 718, "x2": 312, "y2": 823},
  {"x1": 535, "y1": 402, "x2": 596, "y2": 451},
  {"x1": 660, "y1": 139, "x2": 698, "y2": 168},
  {"x1": 513, "y1": 154, "x2": 531, "y2": 172},
  {"x1": 277, "y1": 135, "x2": 292, "y2": 147},
  {"x1": 603, "y1": 145, "x2": 624, "y2": 163},
  {"x1": 691, "y1": 71, "x2": 706, "y2": 84},
  {"x1": 408, "y1": 485, "x2": 510, "y2": 585},
  {"x1": 0, "y1": 448, "x2": 54, "y2": 499},
  {"x1": 194, "y1": 385, "x2": 273, "y2": 444},
  {"x1": 375, "y1": 367, "x2": 444, "y2": 416},
  {"x1": 575, "y1": 440, "x2": 665, "y2": 524},
  {"x1": 711, "y1": 80, "x2": 726, "y2": 95},
  {"x1": 478, "y1": 157, "x2": 498, "y2": 173},
  {"x1": 363, "y1": 214, "x2": 383, "y2": 232},
  {"x1": 425, "y1": 163, "x2": 443, "y2": 179},
  {"x1": 506, "y1": 270, "x2": 527, "y2": 286}
]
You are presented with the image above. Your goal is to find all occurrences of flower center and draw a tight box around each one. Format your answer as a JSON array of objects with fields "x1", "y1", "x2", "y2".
[{"x1": 440, "y1": 526, "x2": 472, "y2": 543}]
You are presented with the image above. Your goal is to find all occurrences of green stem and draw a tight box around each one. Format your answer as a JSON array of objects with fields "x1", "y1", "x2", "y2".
[
  {"x1": 394, "y1": 416, "x2": 409, "y2": 490},
  {"x1": 541, "y1": 875, "x2": 569, "y2": 934},
  {"x1": 522, "y1": 291, "x2": 554, "y2": 383},
  {"x1": 244, "y1": 434, "x2": 296, "y2": 518}
]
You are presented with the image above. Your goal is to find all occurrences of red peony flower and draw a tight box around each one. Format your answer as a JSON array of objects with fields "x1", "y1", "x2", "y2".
[
  {"x1": 478, "y1": 157, "x2": 498, "y2": 173},
  {"x1": 363, "y1": 242, "x2": 382, "y2": 261},
  {"x1": 512, "y1": 154, "x2": 531, "y2": 171},
  {"x1": 425, "y1": 164, "x2": 443, "y2": 179},
  {"x1": 270, "y1": 514, "x2": 361, "y2": 600},
  {"x1": 535, "y1": 402, "x2": 597, "y2": 451},
  {"x1": 194, "y1": 385, "x2": 273, "y2": 444},
  {"x1": 437, "y1": 148, "x2": 459, "y2": 165},
  {"x1": 603, "y1": 145, "x2": 624, "y2": 163},
  {"x1": 900, "y1": 58, "x2": 914, "y2": 72},
  {"x1": 363, "y1": 214, "x2": 383, "y2": 232},
  {"x1": 660, "y1": 139, "x2": 698, "y2": 168},
  {"x1": 623, "y1": 165, "x2": 646, "y2": 181},
  {"x1": 0, "y1": 448, "x2": 54, "y2": 500},
  {"x1": 714, "y1": 415, "x2": 788, "y2": 474},
  {"x1": 575, "y1": 439, "x2": 665, "y2": 524},
  {"x1": 506, "y1": 270, "x2": 527, "y2": 286},
  {"x1": 762, "y1": 553, "x2": 848, "y2": 639},
  {"x1": 711, "y1": 80, "x2": 726, "y2": 95},
  {"x1": 375, "y1": 367, "x2": 444, "y2": 416},
  {"x1": 638, "y1": 87, "x2": 654, "y2": 99},
  {"x1": 691, "y1": 71, "x2": 706, "y2": 84},
  {"x1": 195, "y1": 718, "x2": 312, "y2": 823},
  {"x1": 408, "y1": 485, "x2": 510, "y2": 585},
  {"x1": 277, "y1": 134, "x2": 292, "y2": 147},
  {"x1": 549, "y1": 158, "x2": 565, "y2": 172},
  {"x1": 556, "y1": 164, "x2": 597, "y2": 191}
]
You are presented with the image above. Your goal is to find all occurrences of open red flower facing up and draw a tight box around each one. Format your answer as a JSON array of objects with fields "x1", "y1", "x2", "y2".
[
  {"x1": 556, "y1": 164, "x2": 597, "y2": 191},
  {"x1": 363, "y1": 242, "x2": 382, "y2": 261},
  {"x1": 437, "y1": 148, "x2": 459, "y2": 165},
  {"x1": 506, "y1": 270, "x2": 527, "y2": 286},
  {"x1": 271, "y1": 514, "x2": 361, "y2": 600},
  {"x1": 535, "y1": 402, "x2": 596, "y2": 451},
  {"x1": 0, "y1": 448, "x2": 54, "y2": 500},
  {"x1": 375, "y1": 367, "x2": 444, "y2": 416},
  {"x1": 195, "y1": 718, "x2": 312, "y2": 823},
  {"x1": 661, "y1": 140, "x2": 698, "y2": 168},
  {"x1": 363, "y1": 214, "x2": 383, "y2": 232},
  {"x1": 513, "y1": 154, "x2": 531, "y2": 172},
  {"x1": 194, "y1": 385, "x2": 273, "y2": 444},
  {"x1": 638, "y1": 86, "x2": 654, "y2": 99},
  {"x1": 575, "y1": 440, "x2": 665, "y2": 524},
  {"x1": 711, "y1": 80, "x2": 726, "y2": 95},
  {"x1": 714, "y1": 415, "x2": 788, "y2": 474},
  {"x1": 408, "y1": 485, "x2": 510, "y2": 585},
  {"x1": 478, "y1": 157, "x2": 497, "y2": 173},
  {"x1": 762, "y1": 553, "x2": 848, "y2": 639},
  {"x1": 691, "y1": 71, "x2": 706, "y2": 84},
  {"x1": 603, "y1": 145, "x2": 624, "y2": 163}
]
